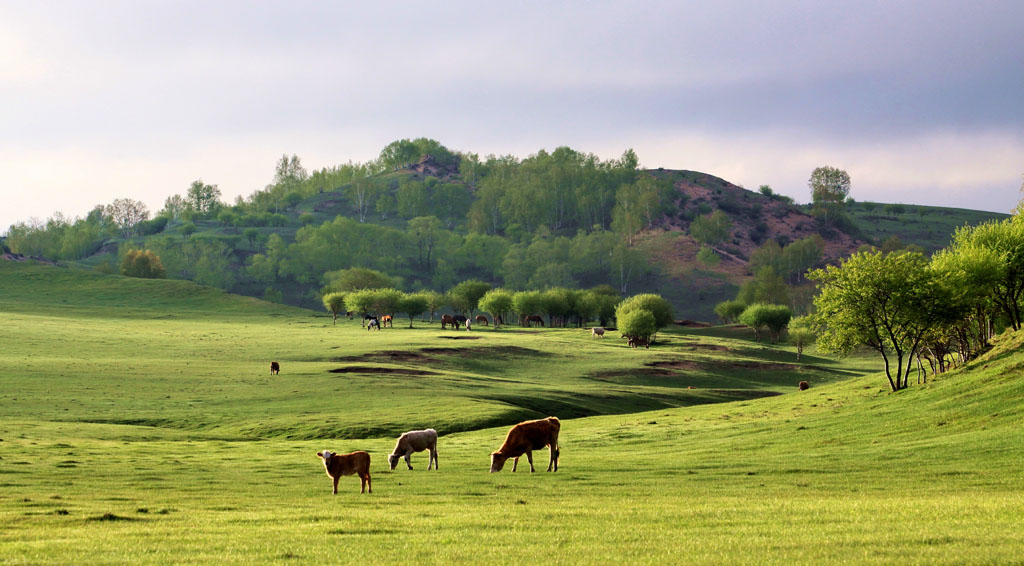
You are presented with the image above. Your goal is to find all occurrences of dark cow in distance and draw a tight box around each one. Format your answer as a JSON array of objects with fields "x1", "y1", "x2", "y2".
[
  {"x1": 490, "y1": 416, "x2": 560, "y2": 473},
  {"x1": 453, "y1": 314, "x2": 468, "y2": 328},
  {"x1": 270, "y1": 361, "x2": 280, "y2": 375},
  {"x1": 798, "y1": 381, "x2": 810, "y2": 391},
  {"x1": 524, "y1": 315, "x2": 545, "y2": 327}
]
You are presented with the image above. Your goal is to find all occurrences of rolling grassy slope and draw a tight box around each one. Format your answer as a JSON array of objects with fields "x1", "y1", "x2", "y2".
[{"x1": 1, "y1": 261, "x2": 1022, "y2": 564}]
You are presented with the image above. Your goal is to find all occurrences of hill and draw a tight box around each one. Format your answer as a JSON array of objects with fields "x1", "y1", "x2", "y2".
[
  {"x1": 3, "y1": 141, "x2": 1009, "y2": 322},
  {"x1": 2, "y1": 259, "x2": 1023, "y2": 563}
]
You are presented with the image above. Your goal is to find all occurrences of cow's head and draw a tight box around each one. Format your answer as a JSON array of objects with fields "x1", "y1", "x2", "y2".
[
  {"x1": 317, "y1": 450, "x2": 333, "y2": 462},
  {"x1": 489, "y1": 451, "x2": 508, "y2": 473}
]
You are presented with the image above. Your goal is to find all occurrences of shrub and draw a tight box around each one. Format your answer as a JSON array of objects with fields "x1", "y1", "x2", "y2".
[
  {"x1": 739, "y1": 303, "x2": 792, "y2": 342},
  {"x1": 478, "y1": 288, "x2": 514, "y2": 327},
  {"x1": 617, "y1": 309, "x2": 656, "y2": 342},
  {"x1": 616, "y1": 293, "x2": 673, "y2": 329},
  {"x1": 120, "y1": 249, "x2": 166, "y2": 279},
  {"x1": 714, "y1": 299, "x2": 746, "y2": 324}
]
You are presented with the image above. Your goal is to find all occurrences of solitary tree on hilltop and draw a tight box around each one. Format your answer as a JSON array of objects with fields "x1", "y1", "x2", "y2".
[{"x1": 808, "y1": 166, "x2": 851, "y2": 230}]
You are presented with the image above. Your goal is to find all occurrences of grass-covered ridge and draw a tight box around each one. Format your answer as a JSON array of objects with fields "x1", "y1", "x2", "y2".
[{"x1": 1, "y1": 260, "x2": 1022, "y2": 564}]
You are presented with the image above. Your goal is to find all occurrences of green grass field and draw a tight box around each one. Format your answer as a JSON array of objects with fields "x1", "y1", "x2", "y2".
[
  {"x1": 846, "y1": 203, "x2": 1009, "y2": 252},
  {"x1": 2, "y1": 261, "x2": 1022, "y2": 564}
]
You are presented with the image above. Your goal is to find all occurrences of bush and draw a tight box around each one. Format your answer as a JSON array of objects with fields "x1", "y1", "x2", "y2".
[
  {"x1": 479, "y1": 288, "x2": 514, "y2": 327},
  {"x1": 298, "y1": 213, "x2": 316, "y2": 225},
  {"x1": 322, "y1": 292, "x2": 347, "y2": 324},
  {"x1": 788, "y1": 315, "x2": 816, "y2": 360},
  {"x1": 120, "y1": 249, "x2": 166, "y2": 279},
  {"x1": 616, "y1": 293, "x2": 674, "y2": 329},
  {"x1": 137, "y1": 216, "x2": 169, "y2": 236},
  {"x1": 739, "y1": 303, "x2": 792, "y2": 342},
  {"x1": 617, "y1": 309, "x2": 656, "y2": 342},
  {"x1": 714, "y1": 299, "x2": 746, "y2": 324}
]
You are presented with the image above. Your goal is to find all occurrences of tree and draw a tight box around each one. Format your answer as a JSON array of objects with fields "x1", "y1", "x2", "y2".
[
  {"x1": 478, "y1": 288, "x2": 514, "y2": 328},
  {"x1": 809, "y1": 166, "x2": 851, "y2": 230},
  {"x1": 186, "y1": 180, "x2": 222, "y2": 216},
  {"x1": 949, "y1": 219, "x2": 1024, "y2": 331},
  {"x1": 345, "y1": 289, "x2": 378, "y2": 322},
  {"x1": 738, "y1": 303, "x2": 792, "y2": 342},
  {"x1": 787, "y1": 316, "x2": 816, "y2": 361},
  {"x1": 178, "y1": 222, "x2": 196, "y2": 240},
  {"x1": 737, "y1": 266, "x2": 790, "y2": 306},
  {"x1": 408, "y1": 216, "x2": 443, "y2": 275},
  {"x1": 689, "y1": 210, "x2": 732, "y2": 247},
  {"x1": 105, "y1": 198, "x2": 150, "y2": 238},
  {"x1": 322, "y1": 292, "x2": 347, "y2": 325},
  {"x1": 714, "y1": 300, "x2": 746, "y2": 324},
  {"x1": 449, "y1": 279, "x2": 493, "y2": 317},
  {"x1": 120, "y1": 249, "x2": 165, "y2": 279},
  {"x1": 512, "y1": 290, "x2": 545, "y2": 325},
  {"x1": 161, "y1": 194, "x2": 188, "y2": 220},
  {"x1": 697, "y1": 246, "x2": 721, "y2": 267},
  {"x1": 615, "y1": 293, "x2": 673, "y2": 331},
  {"x1": 398, "y1": 293, "x2": 430, "y2": 328},
  {"x1": 322, "y1": 267, "x2": 395, "y2": 293},
  {"x1": 809, "y1": 250, "x2": 943, "y2": 392},
  {"x1": 617, "y1": 309, "x2": 656, "y2": 343},
  {"x1": 421, "y1": 290, "x2": 446, "y2": 323}
]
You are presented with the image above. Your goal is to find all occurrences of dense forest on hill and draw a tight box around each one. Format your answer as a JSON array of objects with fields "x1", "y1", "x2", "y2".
[{"x1": 2, "y1": 138, "x2": 1009, "y2": 319}]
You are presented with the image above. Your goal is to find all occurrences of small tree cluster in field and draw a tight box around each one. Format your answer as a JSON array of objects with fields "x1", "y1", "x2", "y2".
[
  {"x1": 738, "y1": 303, "x2": 791, "y2": 342},
  {"x1": 714, "y1": 300, "x2": 746, "y2": 324},
  {"x1": 615, "y1": 293, "x2": 674, "y2": 344},
  {"x1": 340, "y1": 288, "x2": 431, "y2": 328},
  {"x1": 120, "y1": 249, "x2": 166, "y2": 279},
  {"x1": 322, "y1": 292, "x2": 347, "y2": 324},
  {"x1": 809, "y1": 208, "x2": 1024, "y2": 391}
]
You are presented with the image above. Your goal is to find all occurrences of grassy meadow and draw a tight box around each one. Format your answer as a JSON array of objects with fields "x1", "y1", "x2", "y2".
[{"x1": 2, "y1": 261, "x2": 1023, "y2": 564}]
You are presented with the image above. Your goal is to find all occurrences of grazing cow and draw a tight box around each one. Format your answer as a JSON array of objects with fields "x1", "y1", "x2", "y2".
[
  {"x1": 591, "y1": 327, "x2": 605, "y2": 338},
  {"x1": 387, "y1": 429, "x2": 439, "y2": 471},
  {"x1": 441, "y1": 314, "x2": 459, "y2": 330},
  {"x1": 363, "y1": 314, "x2": 378, "y2": 328},
  {"x1": 798, "y1": 381, "x2": 810, "y2": 391},
  {"x1": 475, "y1": 315, "x2": 490, "y2": 326},
  {"x1": 525, "y1": 315, "x2": 545, "y2": 327},
  {"x1": 453, "y1": 314, "x2": 468, "y2": 327},
  {"x1": 465, "y1": 319, "x2": 472, "y2": 331},
  {"x1": 316, "y1": 450, "x2": 372, "y2": 494},
  {"x1": 490, "y1": 416, "x2": 560, "y2": 473},
  {"x1": 345, "y1": 311, "x2": 354, "y2": 319},
  {"x1": 367, "y1": 319, "x2": 380, "y2": 331},
  {"x1": 270, "y1": 361, "x2": 280, "y2": 375},
  {"x1": 380, "y1": 315, "x2": 393, "y2": 328}
]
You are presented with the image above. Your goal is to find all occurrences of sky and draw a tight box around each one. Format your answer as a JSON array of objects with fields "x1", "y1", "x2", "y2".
[{"x1": 2, "y1": 1, "x2": 1022, "y2": 231}]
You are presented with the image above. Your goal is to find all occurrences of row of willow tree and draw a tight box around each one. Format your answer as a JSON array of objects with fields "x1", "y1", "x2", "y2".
[{"x1": 809, "y1": 204, "x2": 1024, "y2": 391}]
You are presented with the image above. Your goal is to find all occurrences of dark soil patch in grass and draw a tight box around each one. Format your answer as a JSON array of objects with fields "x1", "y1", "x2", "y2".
[
  {"x1": 438, "y1": 336, "x2": 481, "y2": 340},
  {"x1": 88, "y1": 513, "x2": 139, "y2": 522},
  {"x1": 333, "y1": 351, "x2": 433, "y2": 363},
  {"x1": 329, "y1": 366, "x2": 437, "y2": 376}
]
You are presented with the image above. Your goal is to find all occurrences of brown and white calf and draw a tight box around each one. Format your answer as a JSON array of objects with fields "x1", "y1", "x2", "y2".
[
  {"x1": 490, "y1": 416, "x2": 560, "y2": 473},
  {"x1": 387, "y1": 429, "x2": 439, "y2": 471},
  {"x1": 316, "y1": 450, "x2": 372, "y2": 494}
]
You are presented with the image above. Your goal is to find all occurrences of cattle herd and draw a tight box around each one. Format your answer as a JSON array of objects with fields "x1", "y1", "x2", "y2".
[{"x1": 317, "y1": 417, "x2": 561, "y2": 494}]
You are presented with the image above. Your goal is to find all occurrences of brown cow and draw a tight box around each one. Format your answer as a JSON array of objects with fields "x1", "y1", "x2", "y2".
[
  {"x1": 798, "y1": 381, "x2": 810, "y2": 391},
  {"x1": 475, "y1": 315, "x2": 490, "y2": 326},
  {"x1": 441, "y1": 314, "x2": 459, "y2": 330},
  {"x1": 380, "y1": 315, "x2": 393, "y2": 328},
  {"x1": 270, "y1": 361, "x2": 280, "y2": 375},
  {"x1": 524, "y1": 315, "x2": 545, "y2": 327},
  {"x1": 490, "y1": 416, "x2": 560, "y2": 473},
  {"x1": 316, "y1": 450, "x2": 372, "y2": 494},
  {"x1": 591, "y1": 327, "x2": 605, "y2": 338}
]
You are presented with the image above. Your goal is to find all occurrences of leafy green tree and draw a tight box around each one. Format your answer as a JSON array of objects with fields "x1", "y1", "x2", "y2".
[
  {"x1": 689, "y1": 210, "x2": 732, "y2": 247},
  {"x1": 375, "y1": 193, "x2": 397, "y2": 220},
  {"x1": 739, "y1": 303, "x2": 792, "y2": 342},
  {"x1": 120, "y1": 249, "x2": 166, "y2": 279},
  {"x1": 263, "y1": 287, "x2": 283, "y2": 303},
  {"x1": 408, "y1": 216, "x2": 443, "y2": 275},
  {"x1": 421, "y1": 290, "x2": 446, "y2": 323},
  {"x1": 322, "y1": 267, "x2": 395, "y2": 293},
  {"x1": 787, "y1": 316, "x2": 816, "y2": 361},
  {"x1": 949, "y1": 219, "x2": 1024, "y2": 330},
  {"x1": 582, "y1": 286, "x2": 620, "y2": 327},
  {"x1": 617, "y1": 309, "x2": 656, "y2": 343},
  {"x1": 178, "y1": 222, "x2": 196, "y2": 240},
  {"x1": 714, "y1": 299, "x2": 746, "y2": 324},
  {"x1": 398, "y1": 293, "x2": 429, "y2": 327},
  {"x1": 616, "y1": 293, "x2": 674, "y2": 329},
  {"x1": 808, "y1": 166, "x2": 851, "y2": 230},
  {"x1": 512, "y1": 290, "x2": 545, "y2": 325},
  {"x1": 478, "y1": 288, "x2": 514, "y2": 327},
  {"x1": 186, "y1": 180, "x2": 222, "y2": 216},
  {"x1": 809, "y1": 250, "x2": 944, "y2": 391},
  {"x1": 737, "y1": 266, "x2": 791, "y2": 306},
  {"x1": 243, "y1": 228, "x2": 260, "y2": 250},
  {"x1": 161, "y1": 194, "x2": 188, "y2": 220},
  {"x1": 322, "y1": 292, "x2": 348, "y2": 325},
  {"x1": 449, "y1": 279, "x2": 492, "y2": 316},
  {"x1": 541, "y1": 287, "x2": 572, "y2": 326}
]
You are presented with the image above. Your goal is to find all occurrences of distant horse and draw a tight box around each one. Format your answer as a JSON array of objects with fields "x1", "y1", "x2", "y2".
[
  {"x1": 441, "y1": 314, "x2": 459, "y2": 330},
  {"x1": 525, "y1": 315, "x2": 545, "y2": 327},
  {"x1": 475, "y1": 315, "x2": 490, "y2": 326}
]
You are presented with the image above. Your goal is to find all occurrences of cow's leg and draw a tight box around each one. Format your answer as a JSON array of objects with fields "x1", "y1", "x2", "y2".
[
  {"x1": 512, "y1": 456, "x2": 519, "y2": 472},
  {"x1": 332, "y1": 476, "x2": 338, "y2": 495},
  {"x1": 365, "y1": 473, "x2": 372, "y2": 493},
  {"x1": 548, "y1": 445, "x2": 559, "y2": 472},
  {"x1": 526, "y1": 450, "x2": 535, "y2": 472},
  {"x1": 431, "y1": 447, "x2": 438, "y2": 470},
  {"x1": 404, "y1": 452, "x2": 413, "y2": 470}
]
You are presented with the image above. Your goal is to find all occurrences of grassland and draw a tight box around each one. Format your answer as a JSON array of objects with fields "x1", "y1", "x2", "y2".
[
  {"x1": 2, "y1": 261, "x2": 1023, "y2": 565},
  {"x1": 846, "y1": 203, "x2": 1010, "y2": 252}
]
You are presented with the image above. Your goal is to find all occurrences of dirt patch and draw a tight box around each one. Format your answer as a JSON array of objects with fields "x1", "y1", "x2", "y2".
[
  {"x1": 674, "y1": 319, "x2": 712, "y2": 327},
  {"x1": 438, "y1": 336, "x2": 481, "y2": 340},
  {"x1": 329, "y1": 366, "x2": 437, "y2": 376},
  {"x1": 645, "y1": 360, "x2": 703, "y2": 371},
  {"x1": 333, "y1": 351, "x2": 432, "y2": 363},
  {"x1": 421, "y1": 345, "x2": 543, "y2": 358}
]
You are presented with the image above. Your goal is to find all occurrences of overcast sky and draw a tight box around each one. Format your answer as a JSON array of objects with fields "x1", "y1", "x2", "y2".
[{"x1": 2, "y1": 1, "x2": 1022, "y2": 231}]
